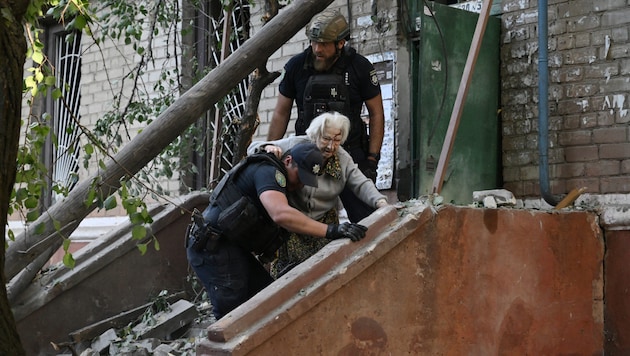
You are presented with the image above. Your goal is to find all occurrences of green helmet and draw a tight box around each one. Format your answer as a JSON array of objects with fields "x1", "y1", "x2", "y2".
[{"x1": 305, "y1": 10, "x2": 350, "y2": 43}]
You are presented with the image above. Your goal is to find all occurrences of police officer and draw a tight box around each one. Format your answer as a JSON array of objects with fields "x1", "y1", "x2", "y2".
[
  {"x1": 267, "y1": 9, "x2": 385, "y2": 223},
  {"x1": 186, "y1": 142, "x2": 368, "y2": 320}
]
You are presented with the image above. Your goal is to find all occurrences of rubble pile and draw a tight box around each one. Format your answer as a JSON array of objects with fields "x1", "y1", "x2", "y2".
[{"x1": 53, "y1": 293, "x2": 216, "y2": 356}]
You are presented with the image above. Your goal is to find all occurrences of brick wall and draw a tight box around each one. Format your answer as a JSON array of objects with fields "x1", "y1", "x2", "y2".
[
  {"x1": 500, "y1": 0, "x2": 630, "y2": 198},
  {"x1": 251, "y1": 0, "x2": 400, "y2": 142}
]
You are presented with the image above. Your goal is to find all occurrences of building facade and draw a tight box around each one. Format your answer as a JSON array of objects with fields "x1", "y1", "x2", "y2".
[{"x1": 12, "y1": 0, "x2": 630, "y2": 237}]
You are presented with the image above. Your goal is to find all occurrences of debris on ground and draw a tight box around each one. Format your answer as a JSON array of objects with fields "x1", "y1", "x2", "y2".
[{"x1": 53, "y1": 290, "x2": 216, "y2": 355}]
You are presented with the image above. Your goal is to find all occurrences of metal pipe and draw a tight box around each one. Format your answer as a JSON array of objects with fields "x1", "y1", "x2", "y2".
[{"x1": 537, "y1": 0, "x2": 558, "y2": 206}]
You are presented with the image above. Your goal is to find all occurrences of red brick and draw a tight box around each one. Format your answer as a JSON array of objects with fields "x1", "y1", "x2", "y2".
[
  {"x1": 600, "y1": 143, "x2": 630, "y2": 159},
  {"x1": 564, "y1": 145, "x2": 599, "y2": 162},
  {"x1": 557, "y1": 98, "x2": 592, "y2": 115},
  {"x1": 559, "y1": 130, "x2": 592, "y2": 146},
  {"x1": 601, "y1": 176, "x2": 630, "y2": 192},
  {"x1": 597, "y1": 111, "x2": 616, "y2": 126},
  {"x1": 585, "y1": 160, "x2": 621, "y2": 176},
  {"x1": 565, "y1": 177, "x2": 599, "y2": 192},
  {"x1": 593, "y1": 127, "x2": 628, "y2": 143},
  {"x1": 521, "y1": 166, "x2": 539, "y2": 180},
  {"x1": 503, "y1": 181, "x2": 523, "y2": 196},
  {"x1": 556, "y1": 162, "x2": 586, "y2": 178}
]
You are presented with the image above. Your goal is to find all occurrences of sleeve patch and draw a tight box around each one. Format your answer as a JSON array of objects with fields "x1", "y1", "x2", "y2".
[
  {"x1": 370, "y1": 69, "x2": 379, "y2": 86},
  {"x1": 275, "y1": 170, "x2": 287, "y2": 188}
]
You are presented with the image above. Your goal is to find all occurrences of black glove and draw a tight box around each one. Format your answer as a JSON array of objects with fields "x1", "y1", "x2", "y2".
[
  {"x1": 359, "y1": 159, "x2": 378, "y2": 182},
  {"x1": 326, "y1": 222, "x2": 368, "y2": 242}
]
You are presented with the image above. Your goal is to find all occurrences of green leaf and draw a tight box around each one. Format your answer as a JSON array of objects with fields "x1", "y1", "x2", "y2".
[
  {"x1": 153, "y1": 238, "x2": 160, "y2": 251},
  {"x1": 26, "y1": 209, "x2": 40, "y2": 222},
  {"x1": 63, "y1": 252, "x2": 76, "y2": 269},
  {"x1": 137, "y1": 243, "x2": 148, "y2": 255},
  {"x1": 44, "y1": 76, "x2": 55, "y2": 86},
  {"x1": 52, "y1": 88, "x2": 62, "y2": 100},
  {"x1": 34, "y1": 223, "x2": 45, "y2": 234},
  {"x1": 103, "y1": 195, "x2": 117, "y2": 210},
  {"x1": 73, "y1": 14, "x2": 87, "y2": 30},
  {"x1": 63, "y1": 238, "x2": 71, "y2": 251},
  {"x1": 24, "y1": 196, "x2": 38, "y2": 209},
  {"x1": 24, "y1": 75, "x2": 36, "y2": 88},
  {"x1": 132, "y1": 225, "x2": 147, "y2": 240},
  {"x1": 32, "y1": 51, "x2": 44, "y2": 64},
  {"x1": 85, "y1": 188, "x2": 95, "y2": 206}
]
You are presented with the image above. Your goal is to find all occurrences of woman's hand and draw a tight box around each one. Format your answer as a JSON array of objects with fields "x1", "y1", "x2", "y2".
[
  {"x1": 264, "y1": 145, "x2": 284, "y2": 158},
  {"x1": 376, "y1": 198, "x2": 389, "y2": 209}
]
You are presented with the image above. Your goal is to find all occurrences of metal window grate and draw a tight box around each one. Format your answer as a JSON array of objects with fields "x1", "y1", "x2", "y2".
[{"x1": 52, "y1": 31, "x2": 82, "y2": 203}]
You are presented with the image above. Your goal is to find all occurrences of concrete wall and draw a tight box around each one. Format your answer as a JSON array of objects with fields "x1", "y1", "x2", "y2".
[{"x1": 198, "y1": 204, "x2": 605, "y2": 355}]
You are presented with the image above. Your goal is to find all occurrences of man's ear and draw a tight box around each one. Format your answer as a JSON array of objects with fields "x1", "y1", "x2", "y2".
[
  {"x1": 337, "y1": 40, "x2": 346, "y2": 50},
  {"x1": 283, "y1": 155, "x2": 293, "y2": 167}
]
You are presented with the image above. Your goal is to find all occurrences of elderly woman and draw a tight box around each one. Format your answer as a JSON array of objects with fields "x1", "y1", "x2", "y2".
[{"x1": 248, "y1": 111, "x2": 388, "y2": 277}]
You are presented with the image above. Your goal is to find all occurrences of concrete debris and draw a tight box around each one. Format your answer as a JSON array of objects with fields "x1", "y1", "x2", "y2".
[
  {"x1": 90, "y1": 328, "x2": 119, "y2": 354},
  {"x1": 63, "y1": 297, "x2": 217, "y2": 355},
  {"x1": 483, "y1": 196, "x2": 498, "y2": 209},
  {"x1": 472, "y1": 189, "x2": 517, "y2": 207},
  {"x1": 79, "y1": 349, "x2": 99, "y2": 356},
  {"x1": 132, "y1": 300, "x2": 198, "y2": 340},
  {"x1": 153, "y1": 344, "x2": 176, "y2": 355}
]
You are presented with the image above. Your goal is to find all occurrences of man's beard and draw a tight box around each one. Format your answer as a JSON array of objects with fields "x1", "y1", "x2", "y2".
[{"x1": 313, "y1": 53, "x2": 339, "y2": 72}]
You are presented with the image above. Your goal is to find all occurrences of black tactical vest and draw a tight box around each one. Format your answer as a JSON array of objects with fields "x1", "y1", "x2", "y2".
[
  {"x1": 209, "y1": 153, "x2": 289, "y2": 258},
  {"x1": 297, "y1": 49, "x2": 354, "y2": 135}
]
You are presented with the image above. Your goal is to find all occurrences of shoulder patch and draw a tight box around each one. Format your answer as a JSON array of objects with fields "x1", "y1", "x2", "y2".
[
  {"x1": 370, "y1": 69, "x2": 379, "y2": 86},
  {"x1": 275, "y1": 170, "x2": 286, "y2": 188}
]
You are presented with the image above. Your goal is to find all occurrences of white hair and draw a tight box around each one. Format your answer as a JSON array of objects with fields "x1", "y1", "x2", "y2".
[{"x1": 305, "y1": 111, "x2": 351, "y2": 144}]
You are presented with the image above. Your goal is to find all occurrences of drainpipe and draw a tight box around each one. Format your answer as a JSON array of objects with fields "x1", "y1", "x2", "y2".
[{"x1": 537, "y1": 0, "x2": 559, "y2": 206}]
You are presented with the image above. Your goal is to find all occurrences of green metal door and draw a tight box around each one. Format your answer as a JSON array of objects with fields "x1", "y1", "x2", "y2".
[{"x1": 410, "y1": 2, "x2": 501, "y2": 204}]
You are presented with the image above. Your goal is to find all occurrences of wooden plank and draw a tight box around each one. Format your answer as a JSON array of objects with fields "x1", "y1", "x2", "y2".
[{"x1": 431, "y1": 0, "x2": 493, "y2": 194}]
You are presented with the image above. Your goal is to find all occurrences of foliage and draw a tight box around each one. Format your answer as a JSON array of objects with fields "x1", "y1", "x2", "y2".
[{"x1": 11, "y1": 0, "x2": 211, "y2": 267}]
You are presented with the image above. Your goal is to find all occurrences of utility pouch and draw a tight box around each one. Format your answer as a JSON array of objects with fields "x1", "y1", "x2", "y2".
[
  {"x1": 187, "y1": 209, "x2": 222, "y2": 253},
  {"x1": 217, "y1": 196, "x2": 286, "y2": 257},
  {"x1": 256, "y1": 228, "x2": 290, "y2": 264},
  {"x1": 216, "y1": 196, "x2": 259, "y2": 247}
]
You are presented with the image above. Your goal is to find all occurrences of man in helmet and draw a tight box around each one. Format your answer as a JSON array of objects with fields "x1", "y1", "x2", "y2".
[{"x1": 267, "y1": 9, "x2": 385, "y2": 223}]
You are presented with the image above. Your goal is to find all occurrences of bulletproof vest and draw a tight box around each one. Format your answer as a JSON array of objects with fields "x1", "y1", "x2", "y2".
[
  {"x1": 297, "y1": 50, "x2": 354, "y2": 135},
  {"x1": 209, "y1": 153, "x2": 289, "y2": 256},
  {"x1": 210, "y1": 153, "x2": 286, "y2": 210}
]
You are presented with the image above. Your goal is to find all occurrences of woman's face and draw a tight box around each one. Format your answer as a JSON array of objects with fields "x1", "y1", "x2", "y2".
[{"x1": 316, "y1": 125, "x2": 343, "y2": 160}]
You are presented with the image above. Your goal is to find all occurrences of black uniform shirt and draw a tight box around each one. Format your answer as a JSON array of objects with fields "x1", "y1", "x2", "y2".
[
  {"x1": 203, "y1": 161, "x2": 288, "y2": 226},
  {"x1": 279, "y1": 46, "x2": 381, "y2": 143}
]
